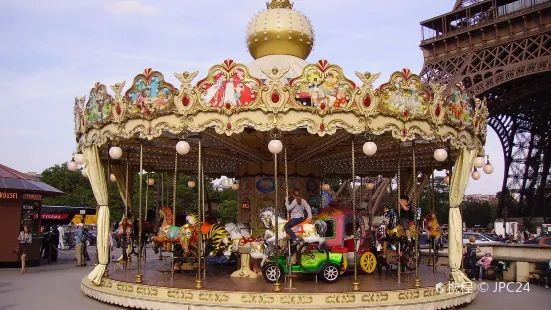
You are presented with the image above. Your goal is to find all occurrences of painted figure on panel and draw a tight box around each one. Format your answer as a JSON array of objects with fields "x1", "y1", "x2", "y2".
[
  {"x1": 200, "y1": 69, "x2": 257, "y2": 108},
  {"x1": 294, "y1": 68, "x2": 352, "y2": 109},
  {"x1": 447, "y1": 83, "x2": 474, "y2": 127},
  {"x1": 86, "y1": 84, "x2": 112, "y2": 125},
  {"x1": 126, "y1": 70, "x2": 174, "y2": 116},
  {"x1": 382, "y1": 77, "x2": 426, "y2": 116}
]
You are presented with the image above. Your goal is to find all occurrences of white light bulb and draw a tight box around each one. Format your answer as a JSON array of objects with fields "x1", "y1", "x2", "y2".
[
  {"x1": 109, "y1": 146, "x2": 123, "y2": 160},
  {"x1": 473, "y1": 156, "x2": 485, "y2": 168},
  {"x1": 176, "y1": 141, "x2": 190, "y2": 155},
  {"x1": 67, "y1": 161, "x2": 78, "y2": 171},
  {"x1": 433, "y1": 149, "x2": 448, "y2": 162},
  {"x1": 74, "y1": 153, "x2": 85, "y2": 165},
  {"x1": 363, "y1": 142, "x2": 377, "y2": 156},
  {"x1": 483, "y1": 164, "x2": 494, "y2": 174},
  {"x1": 268, "y1": 139, "x2": 283, "y2": 154},
  {"x1": 471, "y1": 170, "x2": 481, "y2": 180}
]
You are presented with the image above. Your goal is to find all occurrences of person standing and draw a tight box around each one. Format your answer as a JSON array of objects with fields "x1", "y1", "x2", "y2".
[
  {"x1": 463, "y1": 235, "x2": 480, "y2": 279},
  {"x1": 399, "y1": 195, "x2": 413, "y2": 243},
  {"x1": 50, "y1": 226, "x2": 59, "y2": 263},
  {"x1": 284, "y1": 188, "x2": 312, "y2": 246},
  {"x1": 17, "y1": 225, "x2": 32, "y2": 274},
  {"x1": 75, "y1": 223, "x2": 86, "y2": 267},
  {"x1": 39, "y1": 226, "x2": 46, "y2": 259},
  {"x1": 57, "y1": 225, "x2": 65, "y2": 250}
]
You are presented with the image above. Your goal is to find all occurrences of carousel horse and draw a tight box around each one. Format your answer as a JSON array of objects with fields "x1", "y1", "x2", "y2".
[
  {"x1": 425, "y1": 212, "x2": 442, "y2": 264},
  {"x1": 129, "y1": 218, "x2": 157, "y2": 255},
  {"x1": 379, "y1": 206, "x2": 418, "y2": 271},
  {"x1": 151, "y1": 206, "x2": 191, "y2": 255},
  {"x1": 258, "y1": 205, "x2": 327, "y2": 245},
  {"x1": 222, "y1": 223, "x2": 266, "y2": 278},
  {"x1": 116, "y1": 215, "x2": 133, "y2": 261},
  {"x1": 184, "y1": 212, "x2": 230, "y2": 257}
]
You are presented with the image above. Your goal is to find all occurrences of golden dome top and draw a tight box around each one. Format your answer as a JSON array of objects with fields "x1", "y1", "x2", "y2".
[{"x1": 246, "y1": 1, "x2": 315, "y2": 60}]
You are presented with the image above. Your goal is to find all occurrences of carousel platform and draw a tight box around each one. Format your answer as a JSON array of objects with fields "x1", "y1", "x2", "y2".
[{"x1": 81, "y1": 257, "x2": 478, "y2": 310}]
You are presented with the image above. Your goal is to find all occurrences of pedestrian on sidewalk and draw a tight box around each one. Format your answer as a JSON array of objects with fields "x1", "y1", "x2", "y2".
[
  {"x1": 75, "y1": 223, "x2": 86, "y2": 267},
  {"x1": 57, "y1": 224, "x2": 65, "y2": 250},
  {"x1": 17, "y1": 225, "x2": 32, "y2": 274}
]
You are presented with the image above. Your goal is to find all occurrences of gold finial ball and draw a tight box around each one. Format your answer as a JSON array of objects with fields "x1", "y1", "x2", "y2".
[{"x1": 247, "y1": 8, "x2": 314, "y2": 60}]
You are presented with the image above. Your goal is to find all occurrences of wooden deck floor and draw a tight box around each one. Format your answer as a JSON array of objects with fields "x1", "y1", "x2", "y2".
[{"x1": 108, "y1": 256, "x2": 450, "y2": 293}]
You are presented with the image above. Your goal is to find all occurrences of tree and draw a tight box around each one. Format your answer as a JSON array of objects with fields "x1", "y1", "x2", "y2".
[
  {"x1": 41, "y1": 163, "x2": 95, "y2": 208},
  {"x1": 462, "y1": 201, "x2": 495, "y2": 227},
  {"x1": 41, "y1": 163, "x2": 127, "y2": 221},
  {"x1": 218, "y1": 199, "x2": 238, "y2": 225},
  {"x1": 418, "y1": 176, "x2": 450, "y2": 224}
]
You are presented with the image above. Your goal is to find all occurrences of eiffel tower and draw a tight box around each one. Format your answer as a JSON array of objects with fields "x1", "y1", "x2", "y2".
[{"x1": 420, "y1": 0, "x2": 551, "y2": 224}]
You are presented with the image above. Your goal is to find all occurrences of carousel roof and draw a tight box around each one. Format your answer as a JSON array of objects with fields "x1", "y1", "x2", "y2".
[{"x1": 71, "y1": 0, "x2": 489, "y2": 178}]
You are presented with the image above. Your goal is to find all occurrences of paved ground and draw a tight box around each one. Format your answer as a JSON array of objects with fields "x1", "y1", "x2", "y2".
[{"x1": 0, "y1": 246, "x2": 549, "y2": 310}]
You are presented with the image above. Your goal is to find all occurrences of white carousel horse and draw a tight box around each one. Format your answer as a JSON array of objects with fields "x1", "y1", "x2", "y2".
[
  {"x1": 222, "y1": 222, "x2": 266, "y2": 278},
  {"x1": 258, "y1": 206, "x2": 327, "y2": 245}
]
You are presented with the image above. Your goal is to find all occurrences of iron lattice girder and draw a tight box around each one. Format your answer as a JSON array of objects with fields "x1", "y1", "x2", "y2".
[
  {"x1": 420, "y1": 3, "x2": 551, "y2": 218},
  {"x1": 422, "y1": 33, "x2": 551, "y2": 89}
]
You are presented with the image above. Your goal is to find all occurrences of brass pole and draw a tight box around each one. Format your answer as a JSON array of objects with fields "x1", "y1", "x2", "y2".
[
  {"x1": 413, "y1": 141, "x2": 421, "y2": 287},
  {"x1": 171, "y1": 152, "x2": 178, "y2": 282},
  {"x1": 196, "y1": 140, "x2": 203, "y2": 289},
  {"x1": 430, "y1": 160, "x2": 436, "y2": 272},
  {"x1": 284, "y1": 146, "x2": 294, "y2": 290},
  {"x1": 136, "y1": 143, "x2": 143, "y2": 283},
  {"x1": 352, "y1": 138, "x2": 359, "y2": 291},
  {"x1": 125, "y1": 154, "x2": 129, "y2": 217},
  {"x1": 397, "y1": 144, "x2": 401, "y2": 283},
  {"x1": 144, "y1": 171, "x2": 149, "y2": 262},
  {"x1": 273, "y1": 151, "x2": 281, "y2": 292},
  {"x1": 201, "y1": 149, "x2": 206, "y2": 281}
]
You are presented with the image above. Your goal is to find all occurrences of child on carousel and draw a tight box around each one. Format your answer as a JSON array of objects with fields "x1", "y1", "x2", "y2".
[
  {"x1": 284, "y1": 188, "x2": 312, "y2": 246},
  {"x1": 425, "y1": 211, "x2": 443, "y2": 247}
]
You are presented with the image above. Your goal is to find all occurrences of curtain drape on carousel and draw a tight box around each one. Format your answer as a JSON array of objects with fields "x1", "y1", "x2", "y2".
[
  {"x1": 448, "y1": 147, "x2": 476, "y2": 283},
  {"x1": 84, "y1": 145, "x2": 110, "y2": 285},
  {"x1": 111, "y1": 165, "x2": 133, "y2": 213}
]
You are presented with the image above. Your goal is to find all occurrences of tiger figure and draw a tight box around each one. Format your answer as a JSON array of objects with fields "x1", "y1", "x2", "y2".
[{"x1": 185, "y1": 213, "x2": 230, "y2": 256}]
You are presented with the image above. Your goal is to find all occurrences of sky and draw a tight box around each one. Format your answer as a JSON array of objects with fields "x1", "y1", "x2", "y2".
[{"x1": 0, "y1": 0, "x2": 504, "y2": 195}]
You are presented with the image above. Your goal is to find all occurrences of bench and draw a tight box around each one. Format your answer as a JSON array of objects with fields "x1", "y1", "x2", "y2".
[
  {"x1": 485, "y1": 260, "x2": 510, "y2": 281},
  {"x1": 529, "y1": 262, "x2": 548, "y2": 286},
  {"x1": 158, "y1": 269, "x2": 172, "y2": 282}
]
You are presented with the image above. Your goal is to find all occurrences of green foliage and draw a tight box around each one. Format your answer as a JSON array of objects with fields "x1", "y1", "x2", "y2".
[
  {"x1": 41, "y1": 163, "x2": 96, "y2": 208},
  {"x1": 462, "y1": 201, "x2": 495, "y2": 227},
  {"x1": 40, "y1": 163, "x2": 222, "y2": 224},
  {"x1": 418, "y1": 176, "x2": 450, "y2": 224},
  {"x1": 218, "y1": 199, "x2": 238, "y2": 225}
]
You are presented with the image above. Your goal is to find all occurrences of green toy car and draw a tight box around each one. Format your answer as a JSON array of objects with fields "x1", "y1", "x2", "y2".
[{"x1": 262, "y1": 248, "x2": 344, "y2": 283}]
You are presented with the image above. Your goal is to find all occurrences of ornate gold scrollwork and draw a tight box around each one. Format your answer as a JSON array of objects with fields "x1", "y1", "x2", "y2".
[
  {"x1": 241, "y1": 294, "x2": 275, "y2": 304},
  {"x1": 280, "y1": 295, "x2": 313, "y2": 304},
  {"x1": 167, "y1": 289, "x2": 194, "y2": 300},
  {"x1": 398, "y1": 290, "x2": 421, "y2": 300},
  {"x1": 325, "y1": 294, "x2": 356, "y2": 304},
  {"x1": 361, "y1": 293, "x2": 389, "y2": 303},
  {"x1": 198, "y1": 292, "x2": 230, "y2": 303},
  {"x1": 174, "y1": 71, "x2": 199, "y2": 116}
]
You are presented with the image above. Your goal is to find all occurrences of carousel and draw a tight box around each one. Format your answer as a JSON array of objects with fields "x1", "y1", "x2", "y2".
[{"x1": 74, "y1": 1, "x2": 491, "y2": 309}]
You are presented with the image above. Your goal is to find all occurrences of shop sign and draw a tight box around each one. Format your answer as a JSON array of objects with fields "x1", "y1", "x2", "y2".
[
  {"x1": 34, "y1": 213, "x2": 70, "y2": 220},
  {"x1": 0, "y1": 192, "x2": 19, "y2": 199},
  {"x1": 23, "y1": 204, "x2": 39, "y2": 211},
  {"x1": 23, "y1": 194, "x2": 42, "y2": 200}
]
